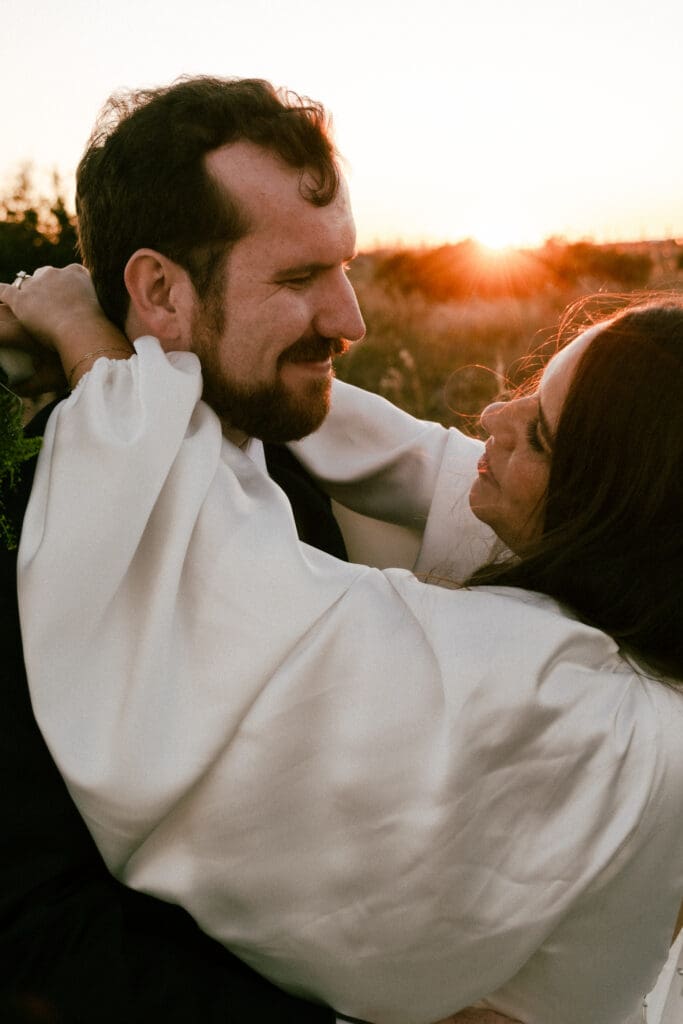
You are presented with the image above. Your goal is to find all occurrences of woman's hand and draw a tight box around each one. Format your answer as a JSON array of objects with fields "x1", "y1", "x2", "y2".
[
  {"x1": 0, "y1": 265, "x2": 133, "y2": 389},
  {"x1": 0, "y1": 300, "x2": 65, "y2": 395},
  {"x1": 0, "y1": 265, "x2": 109, "y2": 351}
]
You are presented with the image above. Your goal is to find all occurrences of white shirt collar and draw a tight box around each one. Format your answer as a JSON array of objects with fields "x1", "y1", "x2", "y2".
[{"x1": 240, "y1": 436, "x2": 267, "y2": 474}]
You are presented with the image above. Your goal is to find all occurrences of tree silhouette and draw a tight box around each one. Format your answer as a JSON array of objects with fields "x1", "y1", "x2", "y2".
[{"x1": 0, "y1": 168, "x2": 79, "y2": 283}]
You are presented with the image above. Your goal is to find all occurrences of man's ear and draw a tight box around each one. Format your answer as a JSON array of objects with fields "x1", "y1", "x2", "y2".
[{"x1": 124, "y1": 249, "x2": 195, "y2": 350}]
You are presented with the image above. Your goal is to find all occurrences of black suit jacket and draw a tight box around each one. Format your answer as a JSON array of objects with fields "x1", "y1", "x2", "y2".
[
  {"x1": 263, "y1": 442, "x2": 347, "y2": 559},
  {"x1": 1, "y1": 403, "x2": 337, "y2": 1023}
]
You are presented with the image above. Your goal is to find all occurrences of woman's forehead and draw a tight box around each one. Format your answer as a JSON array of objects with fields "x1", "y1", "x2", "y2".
[{"x1": 539, "y1": 323, "x2": 605, "y2": 429}]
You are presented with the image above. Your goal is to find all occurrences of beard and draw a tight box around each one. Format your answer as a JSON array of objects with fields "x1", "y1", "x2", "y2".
[{"x1": 191, "y1": 299, "x2": 349, "y2": 443}]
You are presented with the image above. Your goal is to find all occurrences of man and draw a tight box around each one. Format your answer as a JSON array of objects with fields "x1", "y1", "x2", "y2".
[
  {"x1": 1, "y1": 74, "x2": 358, "y2": 1024},
  {"x1": 0, "y1": 77, "x2": 362, "y2": 1024},
  {"x1": 2, "y1": 76, "x2": 510, "y2": 1023}
]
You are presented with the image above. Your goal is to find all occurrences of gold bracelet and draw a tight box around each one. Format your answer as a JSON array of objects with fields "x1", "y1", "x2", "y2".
[{"x1": 67, "y1": 347, "x2": 132, "y2": 389}]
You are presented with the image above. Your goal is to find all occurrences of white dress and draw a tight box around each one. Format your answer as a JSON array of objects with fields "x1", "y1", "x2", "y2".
[{"x1": 17, "y1": 339, "x2": 683, "y2": 1024}]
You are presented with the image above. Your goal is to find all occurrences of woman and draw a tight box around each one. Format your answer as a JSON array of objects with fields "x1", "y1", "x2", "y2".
[
  {"x1": 2, "y1": 268, "x2": 682, "y2": 1024},
  {"x1": 466, "y1": 305, "x2": 682, "y2": 680}
]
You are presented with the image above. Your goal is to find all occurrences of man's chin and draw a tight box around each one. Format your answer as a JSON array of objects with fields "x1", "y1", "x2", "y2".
[
  {"x1": 262, "y1": 375, "x2": 332, "y2": 442},
  {"x1": 204, "y1": 372, "x2": 332, "y2": 444}
]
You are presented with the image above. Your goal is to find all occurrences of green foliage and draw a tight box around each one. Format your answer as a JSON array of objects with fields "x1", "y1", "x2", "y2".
[
  {"x1": 0, "y1": 378, "x2": 42, "y2": 549},
  {"x1": 0, "y1": 167, "x2": 79, "y2": 283}
]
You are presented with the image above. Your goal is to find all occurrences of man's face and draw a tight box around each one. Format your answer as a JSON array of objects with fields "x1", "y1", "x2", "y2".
[{"x1": 187, "y1": 141, "x2": 365, "y2": 442}]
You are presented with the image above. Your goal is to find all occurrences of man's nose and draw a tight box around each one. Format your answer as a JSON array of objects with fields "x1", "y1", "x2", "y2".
[{"x1": 314, "y1": 271, "x2": 366, "y2": 343}]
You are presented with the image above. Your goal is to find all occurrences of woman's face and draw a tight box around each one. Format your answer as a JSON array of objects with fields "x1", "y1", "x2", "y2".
[{"x1": 469, "y1": 324, "x2": 602, "y2": 552}]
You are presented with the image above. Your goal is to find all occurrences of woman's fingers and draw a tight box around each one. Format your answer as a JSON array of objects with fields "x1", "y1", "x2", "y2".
[
  {"x1": 0, "y1": 282, "x2": 69, "y2": 393},
  {"x1": 0, "y1": 265, "x2": 99, "y2": 351}
]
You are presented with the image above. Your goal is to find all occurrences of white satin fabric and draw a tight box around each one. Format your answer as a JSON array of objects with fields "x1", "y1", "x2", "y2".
[{"x1": 18, "y1": 339, "x2": 683, "y2": 1024}]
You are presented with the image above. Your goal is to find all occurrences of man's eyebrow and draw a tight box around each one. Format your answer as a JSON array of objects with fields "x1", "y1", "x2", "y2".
[{"x1": 537, "y1": 400, "x2": 554, "y2": 450}]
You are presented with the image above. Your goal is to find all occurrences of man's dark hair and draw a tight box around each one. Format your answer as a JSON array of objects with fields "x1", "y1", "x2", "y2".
[
  {"x1": 76, "y1": 76, "x2": 339, "y2": 328},
  {"x1": 468, "y1": 299, "x2": 683, "y2": 681}
]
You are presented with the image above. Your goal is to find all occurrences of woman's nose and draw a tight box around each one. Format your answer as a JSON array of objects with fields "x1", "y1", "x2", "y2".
[{"x1": 480, "y1": 401, "x2": 511, "y2": 440}]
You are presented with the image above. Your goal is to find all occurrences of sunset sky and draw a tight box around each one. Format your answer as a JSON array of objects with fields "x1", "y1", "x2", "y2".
[{"x1": 3, "y1": 0, "x2": 683, "y2": 250}]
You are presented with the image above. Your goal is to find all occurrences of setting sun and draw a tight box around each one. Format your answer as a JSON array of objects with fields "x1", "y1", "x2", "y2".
[
  {"x1": 473, "y1": 238, "x2": 521, "y2": 260},
  {"x1": 472, "y1": 225, "x2": 536, "y2": 252},
  {"x1": 461, "y1": 207, "x2": 548, "y2": 253}
]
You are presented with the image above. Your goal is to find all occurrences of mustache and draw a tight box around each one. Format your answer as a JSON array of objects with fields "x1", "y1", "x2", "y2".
[{"x1": 280, "y1": 335, "x2": 350, "y2": 364}]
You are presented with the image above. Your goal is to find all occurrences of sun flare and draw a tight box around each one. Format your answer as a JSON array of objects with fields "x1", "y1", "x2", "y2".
[
  {"x1": 472, "y1": 229, "x2": 518, "y2": 252},
  {"x1": 469, "y1": 216, "x2": 543, "y2": 252},
  {"x1": 474, "y1": 238, "x2": 517, "y2": 260}
]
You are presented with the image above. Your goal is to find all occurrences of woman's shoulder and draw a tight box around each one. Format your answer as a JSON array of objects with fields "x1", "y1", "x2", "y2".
[{"x1": 397, "y1": 576, "x2": 627, "y2": 674}]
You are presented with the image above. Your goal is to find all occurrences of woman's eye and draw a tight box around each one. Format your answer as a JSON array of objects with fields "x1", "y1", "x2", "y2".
[{"x1": 526, "y1": 418, "x2": 546, "y2": 453}]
